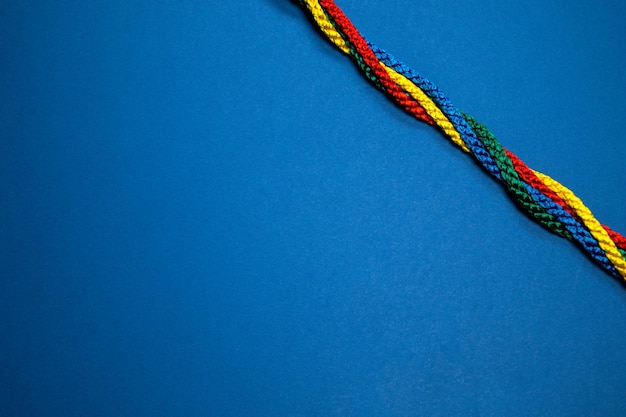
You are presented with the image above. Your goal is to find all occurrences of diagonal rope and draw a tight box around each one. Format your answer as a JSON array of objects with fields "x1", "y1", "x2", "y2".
[{"x1": 295, "y1": 0, "x2": 626, "y2": 282}]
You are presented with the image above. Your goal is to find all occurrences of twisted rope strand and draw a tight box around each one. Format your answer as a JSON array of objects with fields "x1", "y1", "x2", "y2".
[
  {"x1": 296, "y1": 0, "x2": 626, "y2": 282},
  {"x1": 381, "y1": 63, "x2": 469, "y2": 151},
  {"x1": 313, "y1": 0, "x2": 436, "y2": 125},
  {"x1": 532, "y1": 171, "x2": 626, "y2": 277},
  {"x1": 507, "y1": 150, "x2": 626, "y2": 257}
]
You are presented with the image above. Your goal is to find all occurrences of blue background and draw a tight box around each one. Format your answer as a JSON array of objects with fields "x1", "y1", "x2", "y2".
[{"x1": 2, "y1": 0, "x2": 626, "y2": 415}]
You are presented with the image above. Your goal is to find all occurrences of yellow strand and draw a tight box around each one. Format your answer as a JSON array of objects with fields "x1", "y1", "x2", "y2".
[
  {"x1": 533, "y1": 170, "x2": 626, "y2": 278},
  {"x1": 302, "y1": 0, "x2": 350, "y2": 54},
  {"x1": 382, "y1": 63, "x2": 470, "y2": 152}
]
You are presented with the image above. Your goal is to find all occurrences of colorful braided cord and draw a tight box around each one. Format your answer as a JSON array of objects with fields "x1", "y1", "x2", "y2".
[{"x1": 295, "y1": 0, "x2": 626, "y2": 282}]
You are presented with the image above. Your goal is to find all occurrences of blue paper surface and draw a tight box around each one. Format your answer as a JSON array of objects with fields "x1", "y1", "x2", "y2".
[{"x1": 2, "y1": 0, "x2": 626, "y2": 415}]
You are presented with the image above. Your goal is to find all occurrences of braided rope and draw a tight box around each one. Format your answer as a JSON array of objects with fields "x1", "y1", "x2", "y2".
[{"x1": 296, "y1": 0, "x2": 626, "y2": 282}]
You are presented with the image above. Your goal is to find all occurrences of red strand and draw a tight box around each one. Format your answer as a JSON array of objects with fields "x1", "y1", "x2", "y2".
[{"x1": 319, "y1": 0, "x2": 435, "y2": 125}]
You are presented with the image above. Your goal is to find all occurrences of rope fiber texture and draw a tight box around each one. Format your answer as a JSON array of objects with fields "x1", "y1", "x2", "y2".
[{"x1": 295, "y1": 0, "x2": 626, "y2": 282}]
